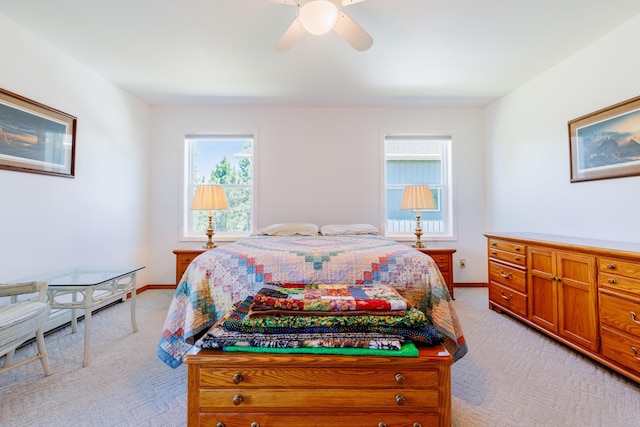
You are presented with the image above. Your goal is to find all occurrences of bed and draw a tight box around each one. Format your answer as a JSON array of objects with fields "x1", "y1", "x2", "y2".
[{"x1": 157, "y1": 234, "x2": 467, "y2": 368}]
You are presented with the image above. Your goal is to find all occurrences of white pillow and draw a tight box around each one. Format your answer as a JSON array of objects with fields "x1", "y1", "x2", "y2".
[
  {"x1": 255, "y1": 222, "x2": 319, "y2": 236},
  {"x1": 320, "y1": 224, "x2": 380, "y2": 236}
]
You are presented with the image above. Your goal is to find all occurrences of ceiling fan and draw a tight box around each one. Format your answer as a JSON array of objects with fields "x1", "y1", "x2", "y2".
[{"x1": 273, "y1": 0, "x2": 373, "y2": 51}]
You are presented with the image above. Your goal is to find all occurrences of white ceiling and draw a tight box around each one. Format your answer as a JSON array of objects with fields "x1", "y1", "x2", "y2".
[{"x1": 2, "y1": 0, "x2": 640, "y2": 107}]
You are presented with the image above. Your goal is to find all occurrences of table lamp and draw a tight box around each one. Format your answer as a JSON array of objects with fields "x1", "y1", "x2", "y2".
[
  {"x1": 400, "y1": 185, "x2": 436, "y2": 249},
  {"x1": 191, "y1": 184, "x2": 229, "y2": 249}
]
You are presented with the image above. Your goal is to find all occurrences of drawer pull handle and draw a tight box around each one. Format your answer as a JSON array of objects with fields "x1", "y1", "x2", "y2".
[
  {"x1": 232, "y1": 373, "x2": 243, "y2": 384},
  {"x1": 216, "y1": 423, "x2": 225, "y2": 427},
  {"x1": 608, "y1": 278, "x2": 617, "y2": 285},
  {"x1": 232, "y1": 394, "x2": 243, "y2": 406},
  {"x1": 499, "y1": 270, "x2": 512, "y2": 279},
  {"x1": 491, "y1": 242, "x2": 497, "y2": 246},
  {"x1": 607, "y1": 263, "x2": 617, "y2": 270},
  {"x1": 514, "y1": 256, "x2": 521, "y2": 261},
  {"x1": 500, "y1": 291, "x2": 513, "y2": 302},
  {"x1": 515, "y1": 247, "x2": 521, "y2": 251},
  {"x1": 413, "y1": 424, "x2": 423, "y2": 427},
  {"x1": 251, "y1": 423, "x2": 260, "y2": 427},
  {"x1": 395, "y1": 373, "x2": 406, "y2": 384},
  {"x1": 631, "y1": 311, "x2": 639, "y2": 325},
  {"x1": 378, "y1": 423, "x2": 387, "y2": 427},
  {"x1": 632, "y1": 347, "x2": 639, "y2": 361},
  {"x1": 491, "y1": 251, "x2": 497, "y2": 256},
  {"x1": 395, "y1": 394, "x2": 406, "y2": 406}
]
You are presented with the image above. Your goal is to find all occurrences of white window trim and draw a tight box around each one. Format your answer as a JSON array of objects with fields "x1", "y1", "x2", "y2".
[
  {"x1": 179, "y1": 131, "x2": 258, "y2": 242},
  {"x1": 380, "y1": 132, "x2": 456, "y2": 242}
]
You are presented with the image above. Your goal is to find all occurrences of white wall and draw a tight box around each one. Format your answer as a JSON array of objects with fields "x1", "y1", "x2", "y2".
[
  {"x1": 0, "y1": 14, "x2": 151, "y2": 284},
  {"x1": 149, "y1": 105, "x2": 486, "y2": 285},
  {"x1": 485, "y1": 14, "x2": 640, "y2": 245}
]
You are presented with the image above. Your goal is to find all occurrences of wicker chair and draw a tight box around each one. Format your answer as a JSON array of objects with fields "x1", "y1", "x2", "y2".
[{"x1": 0, "y1": 281, "x2": 52, "y2": 376}]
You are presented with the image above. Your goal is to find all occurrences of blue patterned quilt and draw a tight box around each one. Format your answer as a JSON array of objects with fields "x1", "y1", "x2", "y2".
[{"x1": 157, "y1": 235, "x2": 467, "y2": 368}]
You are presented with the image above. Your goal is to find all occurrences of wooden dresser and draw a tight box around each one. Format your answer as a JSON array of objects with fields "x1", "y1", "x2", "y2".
[
  {"x1": 485, "y1": 232, "x2": 640, "y2": 383},
  {"x1": 417, "y1": 249, "x2": 456, "y2": 299},
  {"x1": 173, "y1": 247, "x2": 207, "y2": 285},
  {"x1": 184, "y1": 345, "x2": 453, "y2": 427}
]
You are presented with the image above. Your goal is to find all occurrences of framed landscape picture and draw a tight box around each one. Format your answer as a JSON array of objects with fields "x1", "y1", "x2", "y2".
[
  {"x1": 0, "y1": 88, "x2": 77, "y2": 178},
  {"x1": 569, "y1": 95, "x2": 640, "y2": 183}
]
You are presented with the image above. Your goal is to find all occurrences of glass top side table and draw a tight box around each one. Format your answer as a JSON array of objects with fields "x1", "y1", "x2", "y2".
[{"x1": 12, "y1": 266, "x2": 144, "y2": 367}]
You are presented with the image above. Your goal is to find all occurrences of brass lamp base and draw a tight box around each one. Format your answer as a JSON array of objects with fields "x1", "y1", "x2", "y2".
[
  {"x1": 413, "y1": 211, "x2": 425, "y2": 249},
  {"x1": 203, "y1": 210, "x2": 217, "y2": 249}
]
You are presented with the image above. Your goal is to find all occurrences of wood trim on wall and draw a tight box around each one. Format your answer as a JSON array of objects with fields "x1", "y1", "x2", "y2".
[{"x1": 454, "y1": 282, "x2": 488, "y2": 288}]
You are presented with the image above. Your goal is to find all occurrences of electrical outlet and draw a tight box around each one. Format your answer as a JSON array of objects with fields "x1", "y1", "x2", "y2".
[{"x1": 459, "y1": 259, "x2": 466, "y2": 268}]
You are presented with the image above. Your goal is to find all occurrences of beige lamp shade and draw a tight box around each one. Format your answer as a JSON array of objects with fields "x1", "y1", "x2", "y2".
[
  {"x1": 400, "y1": 185, "x2": 436, "y2": 210},
  {"x1": 191, "y1": 185, "x2": 229, "y2": 211}
]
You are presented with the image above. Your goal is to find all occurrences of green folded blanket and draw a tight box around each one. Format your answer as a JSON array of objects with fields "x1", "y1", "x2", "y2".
[{"x1": 224, "y1": 342, "x2": 419, "y2": 357}]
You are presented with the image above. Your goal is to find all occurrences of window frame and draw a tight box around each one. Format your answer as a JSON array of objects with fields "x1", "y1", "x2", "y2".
[
  {"x1": 180, "y1": 132, "x2": 257, "y2": 242},
  {"x1": 382, "y1": 133, "x2": 455, "y2": 241}
]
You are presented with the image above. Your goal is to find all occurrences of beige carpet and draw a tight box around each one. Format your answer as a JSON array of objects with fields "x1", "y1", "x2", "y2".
[{"x1": 1, "y1": 288, "x2": 638, "y2": 426}]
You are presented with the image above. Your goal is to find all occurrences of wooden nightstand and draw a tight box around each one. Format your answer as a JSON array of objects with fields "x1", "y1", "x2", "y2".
[
  {"x1": 417, "y1": 248, "x2": 456, "y2": 299},
  {"x1": 173, "y1": 247, "x2": 207, "y2": 285}
]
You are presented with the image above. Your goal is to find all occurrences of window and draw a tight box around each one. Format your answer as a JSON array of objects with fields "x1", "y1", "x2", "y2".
[
  {"x1": 183, "y1": 133, "x2": 255, "y2": 240},
  {"x1": 384, "y1": 134, "x2": 453, "y2": 240}
]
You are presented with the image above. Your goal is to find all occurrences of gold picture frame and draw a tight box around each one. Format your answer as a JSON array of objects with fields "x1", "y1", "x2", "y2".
[
  {"x1": 0, "y1": 88, "x2": 77, "y2": 178},
  {"x1": 568, "y1": 95, "x2": 640, "y2": 183}
]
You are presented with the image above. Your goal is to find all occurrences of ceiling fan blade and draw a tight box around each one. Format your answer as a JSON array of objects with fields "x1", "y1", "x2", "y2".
[
  {"x1": 340, "y1": 0, "x2": 368, "y2": 5},
  {"x1": 275, "y1": 18, "x2": 306, "y2": 51},
  {"x1": 332, "y1": 11, "x2": 373, "y2": 51}
]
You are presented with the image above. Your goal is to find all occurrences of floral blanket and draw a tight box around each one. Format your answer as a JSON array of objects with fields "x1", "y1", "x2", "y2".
[{"x1": 157, "y1": 235, "x2": 467, "y2": 368}]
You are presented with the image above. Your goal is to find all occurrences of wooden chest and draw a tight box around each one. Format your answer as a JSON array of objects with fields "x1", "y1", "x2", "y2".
[{"x1": 184, "y1": 345, "x2": 453, "y2": 427}]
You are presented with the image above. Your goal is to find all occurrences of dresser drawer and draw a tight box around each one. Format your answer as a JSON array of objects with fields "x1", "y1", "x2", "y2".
[
  {"x1": 199, "y1": 367, "x2": 439, "y2": 388},
  {"x1": 489, "y1": 261, "x2": 526, "y2": 294},
  {"x1": 199, "y1": 387, "x2": 440, "y2": 412},
  {"x1": 599, "y1": 258, "x2": 640, "y2": 280},
  {"x1": 199, "y1": 411, "x2": 442, "y2": 427},
  {"x1": 599, "y1": 292, "x2": 640, "y2": 339},
  {"x1": 599, "y1": 272, "x2": 640, "y2": 298},
  {"x1": 488, "y1": 239, "x2": 526, "y2": 255},
  {"x1": 600, "y1": 326, "x2": 640, "y2": 375},
  {"x1": 489, "y1": 282, "x2": 527, "y2": 317},
  {"x1": 488, "y1": 244, "x2": 526, "y2": 267}
]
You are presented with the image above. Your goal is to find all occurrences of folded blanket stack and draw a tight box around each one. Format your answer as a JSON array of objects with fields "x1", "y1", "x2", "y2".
[{"x1": 195, "y1": 283, "x2": 445, "y2": 356}]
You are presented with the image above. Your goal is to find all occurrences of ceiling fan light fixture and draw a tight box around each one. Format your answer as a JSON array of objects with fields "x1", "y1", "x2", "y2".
[{"x1": 299, "y1": 0, "x2": 339, "y2": 35}]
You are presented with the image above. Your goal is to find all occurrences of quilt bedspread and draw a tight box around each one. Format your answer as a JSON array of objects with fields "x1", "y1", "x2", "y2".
[{"x1": 157, "y1": 235, "x2": 467, "y2": 368}]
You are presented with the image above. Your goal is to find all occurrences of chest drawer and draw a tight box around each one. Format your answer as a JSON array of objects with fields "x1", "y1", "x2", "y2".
[
  {"x1": 489, "y1": 282, "x2": 527, "y2": 317},
  {"x1": 199, "y1": 411, "x2": 441, "y2": 427},
  {"x1": 599, "y1": 292, "x2": 640, "y2": 339},
  {"x1": 199, "y1": 387, "x2": 440, "y2": 412},
  {"x1": 489, "y1": 261, "x2": 526, "y2": 293},
  {"x1": 199, "y1": 367, "x2": 439, "y2": 388}
]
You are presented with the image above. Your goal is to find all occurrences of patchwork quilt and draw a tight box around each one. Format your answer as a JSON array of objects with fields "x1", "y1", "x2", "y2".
[
  {"x1": 195, "y1": 294, "x2": 444, "y2": 350},
  {"x1": 157, "y1": 235, "x2": 468, "y2": 368},
  {"x1": 251, "y1": 283, "x2": 411, "y2": 313}
]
